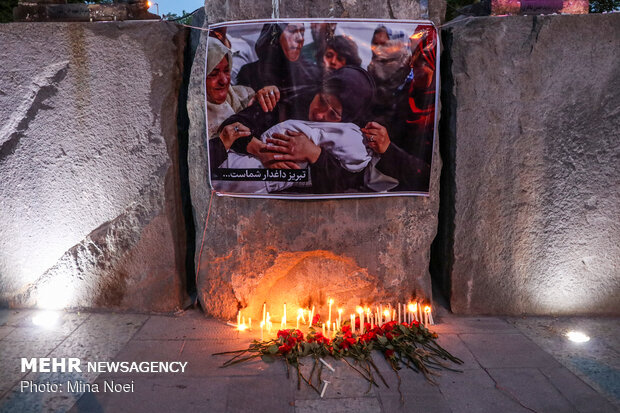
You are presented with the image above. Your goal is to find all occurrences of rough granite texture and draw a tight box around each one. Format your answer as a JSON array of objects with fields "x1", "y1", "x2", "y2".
[
  {"x1": 203, "y1": 0, "x2": 446, "y2": 24},
  {"x1": 441, "y1": 14, "x2": 620, "y2": 315},
  {"x1": 0, "y1": 22, "x2": 187, "y2": 311},
  {"x1": 189, "y1": 1, "x2": 444, "y2": 319}
]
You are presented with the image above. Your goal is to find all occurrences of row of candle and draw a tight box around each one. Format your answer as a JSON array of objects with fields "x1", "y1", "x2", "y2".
[{"x1": 234, "y1": 299, "x2": 435, "y2": 339}]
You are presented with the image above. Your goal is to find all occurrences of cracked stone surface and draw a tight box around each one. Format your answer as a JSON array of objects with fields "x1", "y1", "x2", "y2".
[
  {"x1": 439, "y1": 14, "x2": 620, "y2": 315},
  {"x1": 0, "y1": 22, "x2": 188, "y2": 311}
]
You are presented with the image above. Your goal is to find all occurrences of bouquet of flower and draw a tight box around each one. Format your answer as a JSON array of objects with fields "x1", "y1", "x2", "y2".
[{"x1": 214, "y1": 318, "x2": 462, "y2": 398}]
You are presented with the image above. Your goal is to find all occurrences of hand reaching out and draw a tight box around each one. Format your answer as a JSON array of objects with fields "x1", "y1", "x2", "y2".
[
  {"x1": 250, "y1": 85, "x2": 281, "y2": 112},
  {"x1": 361, "y1": 121, "x2": 390, "y2": 154},
  {"x1": 219, "y1": 122, "x2": 251, "y2": 150}
]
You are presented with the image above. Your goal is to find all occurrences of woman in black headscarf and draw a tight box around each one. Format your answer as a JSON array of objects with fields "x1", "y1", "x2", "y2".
[{"x1": 236, "y1": 23, "x2": 321, "y2": 115}]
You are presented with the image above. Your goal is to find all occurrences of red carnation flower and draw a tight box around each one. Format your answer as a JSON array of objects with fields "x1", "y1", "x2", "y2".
[
  {"x1": 279, "y1": 344, "x2": 292, "y2": 354},
  {"x1": 312, "y1": 314, "x2": 321, "y2": 324},
  {"x1": 385, "y1": 349, "x2": 395, "y2": 358},
  {"x1": 277, "y1": 330, "x2": 290, "y2": 339}
]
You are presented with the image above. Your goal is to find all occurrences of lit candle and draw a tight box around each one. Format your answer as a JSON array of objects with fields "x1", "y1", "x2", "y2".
[
  {"x1": 356, "y1": 307, "x2": 364, "y2": 334},
  {"x1": 328, "y1": 298, "x2": 334, "y2": 326},
  {"x1": 249, "y1": 318, "x2": 252, "y2": 330},
  {"x1": 428, "y1": 307, "x2": 434, "y2": 325},
  {"x1": 310, "y1": 306, "x2": 315, "y2": 327},
  {"x1": 398, "y1": 303, "x2": 401, "y2": 324},
  {"x1": 384, "y1": 309, "x2": 390, "y2": 323},
  {"x1": 379, "y1": 305, "x2": 383, "y2": 324},
  {"x1": 332, "y1": 322, "x2": 336, "y2": 337},
  {"x1": 408, "y1": 303, "x2": 416, "y2": 324},
  {"x1": 283, "y1": 303, "x2": 287, "y2": 329},
  {"x1": 260, "y1": 320, "x2": 264, "y2": 341},
  {"x1": 370, "y1": 314, "x2": 374, "y2": 330},
  {"x1": 419, "y1": 302, "x2": 423, "y2": 323},
  {"x1": 301, "y1": 308, "x2": 306, "y2": 324},
  {"x1": 266, "y1": 312, "x2": 271, "y2": 334},
  {"x1": 297, "y1": 309, "x2": 303, "y2": 329},
  {"x1": 338, "y1": 308, "x2": 343, "y2": 326},
  {"x1": 350, "y1": 314, "x2": 355, "y2": 334},
  {"x1": 262, "y1": 302, "x2": 266, "y2": 324},
  {"x1": 322, "y1": 323, "x2": 326, "y2": 336},
  {"x1": 424, "y1": 306, "x2": 432, "y2": 326},
  {"x1": 237, "y1": 310, "x2": 241, "y2": 326}
]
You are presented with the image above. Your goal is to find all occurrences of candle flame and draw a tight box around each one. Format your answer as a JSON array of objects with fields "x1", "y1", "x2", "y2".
[
  {"x1": 383, "y1": 310, "x2": 390, "y2": 317},
  {"x1": 237, "y1": 323, "x2": 248, "y2": 331},
  {"x1": 329, "y1": 298, "x2": 334, "y2": 304},
  {"x1": 356, "y1": 306, "x2": 363, "y2": 314},
  {"x1": 338, "y1": 308, "x2": 343, "y2": 314},
  {"x1": 424, "y1": 306, "x2": 431, "y2": 313},
  {"x1": 408, "y1": 303, "x2": 417, "y2": 312}
]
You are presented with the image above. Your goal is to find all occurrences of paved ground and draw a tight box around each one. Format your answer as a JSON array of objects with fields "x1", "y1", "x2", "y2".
[{"x1": 0, "y1": 308, "x2": 617, "y2": 413}]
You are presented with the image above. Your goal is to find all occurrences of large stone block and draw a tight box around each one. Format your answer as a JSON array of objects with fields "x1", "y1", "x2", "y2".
[
  {"x1": 441, "y1": 14, "x2": 620, "y2": 315},
  {"x1": 0, "y1": 22, "x2": 188, "y2": 311},
  {"x1": 203, "y1": 0, "x2": 445, "y2": 24},
  {"x1": 188, "y1": 1, "x2": 443, "y2": 319}
]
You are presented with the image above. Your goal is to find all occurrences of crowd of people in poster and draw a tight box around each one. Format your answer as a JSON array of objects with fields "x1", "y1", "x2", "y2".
[{"x1": 205, "y1": 20, "x2": 438, "y2": 197}]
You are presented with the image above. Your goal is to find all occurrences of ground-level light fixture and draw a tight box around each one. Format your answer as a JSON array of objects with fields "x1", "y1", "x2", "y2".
[
  {"x1": 566, "y1": 331, "x2": 590, "y2": 343},
  {"x1": 32, "y1": 311, "x2": 60, "y2": 329}
]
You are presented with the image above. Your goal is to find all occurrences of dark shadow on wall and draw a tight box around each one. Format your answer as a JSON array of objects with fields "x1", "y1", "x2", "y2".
[
  {"x1": 177, "y1": 27, "x2": 197, "y2": 301},
  {"x1": 430, "y1": 28, "x2": 457, "y2": 311}
]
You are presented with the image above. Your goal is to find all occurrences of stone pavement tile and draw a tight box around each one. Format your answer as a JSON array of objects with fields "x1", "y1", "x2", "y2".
[
  {"x1": 295, "y1": 396, "x2": 381, "y2": 413},
  {"x1": 509, "y1": 316, "x2": 620, "y2": 408},
  {"x1": 460, "y1": 333, "x2": 562, "y2": 369},
  {"x1": 0, "y1": 313, "x2": 150, "y2": 413},
  {"x1": 378, "y1": 392, "x2": 452, "y2": 413},
  {"x1": 540, "y1": 366, "x2": 618, "y2": 413},
  {"x1": 0, "y1": 340, "x2": 63, "y2": 396},
  {"x1": 2, "y1": 312, "x2": 88, "y2": 343},
  {"x1": 435, "y1": 368, "x2": 532, "y2": 412},
  {"x1": 226, "y1": 375, "x2": 294, "y2": 413},
  {"x1": 435, "y1": 333, "x2": 480, "y2": 369},
  {"x1": 180, "y1": 339, "x2": 288, "y2": 377},
  {"x1": 68, "y1": 375, "x2": 229, "y2": 413},
  {"x1": 565, "y1": 356, "x2": 620, "y2": 409},
  {"x1": 133, "y1": 314, "x2": 240, "y2": 341},
  {"x1": 487, "y1": 368, "x2": 577, "y2": 412},
  {"x1": 0, "y1": 326, "x2": 15, "y2": 340},
  {"x1": 0, "y1": 310, "x2": 32, "y2": 327},
  {"x1": 432, "y1": 316, "x2": 519, "y2": 334},
  {"x1": 293, "y1": 364, "x2": 374, "y2": 400},
  {"x1": 374, "y1": 366, "x2": 452, "y2": 413}
]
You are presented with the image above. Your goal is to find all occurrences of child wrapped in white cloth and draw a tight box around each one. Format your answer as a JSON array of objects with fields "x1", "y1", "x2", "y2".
[{"x1": 214, "y1": 119, "x2": 397, "y2": 194}]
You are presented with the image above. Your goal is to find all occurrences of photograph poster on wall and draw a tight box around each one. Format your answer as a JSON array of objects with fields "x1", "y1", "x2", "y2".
[{"x1": 205, "y1": 19, "x2": 439, "y2": 198}]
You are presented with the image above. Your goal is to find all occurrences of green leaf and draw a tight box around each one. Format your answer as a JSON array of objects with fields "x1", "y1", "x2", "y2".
[
  {"x1": 261, "y1": 354, "x2": 276, "y2": 363},
  {"x1": 377, "y1": 336, "x2": 388, "y2": 345},
  {"x1": 267, "y1": 344, "x2": 279, "y2": 354}
]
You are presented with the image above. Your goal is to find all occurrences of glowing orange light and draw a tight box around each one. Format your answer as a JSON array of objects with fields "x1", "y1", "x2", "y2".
[
  {"x1": 408, "y1": 303, "x2": 416, "y2": 312},
  {"x1": 147, "y1": 1, "x2": 152, "y2": 8},
  {"x1": 424, "y1": 306, "x2": 431, "y2": 314},
  {"x1": 356, "y1": 306, "x2": 363, "y2": 315}
]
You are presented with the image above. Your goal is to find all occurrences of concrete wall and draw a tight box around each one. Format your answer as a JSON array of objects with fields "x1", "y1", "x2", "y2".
[
  {"x1": 0, "y1": 22, "x2": 188, "y2": 312},
  {"x1": 440, "y1": 14, "x2": 620, "y2": 315},
  {"x1": 188, "y1": 0, "x2": 444, "y2": 319}
]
